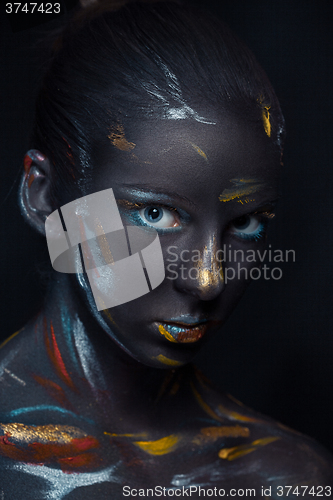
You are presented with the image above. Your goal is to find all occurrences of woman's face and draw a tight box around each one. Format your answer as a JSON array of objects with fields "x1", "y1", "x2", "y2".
[{"x1": 75, "y1": 112, "x2": 281, "y2": 368}]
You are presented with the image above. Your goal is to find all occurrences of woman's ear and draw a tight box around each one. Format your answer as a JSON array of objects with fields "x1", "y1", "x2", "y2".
[{"x1": 19, "y1": 149, "x2": 54, "y2": 236}]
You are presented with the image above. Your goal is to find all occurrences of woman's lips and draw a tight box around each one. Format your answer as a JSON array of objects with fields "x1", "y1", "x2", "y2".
[{"x1": 155, "y1": 320, "x2": 209, "y2": 343}]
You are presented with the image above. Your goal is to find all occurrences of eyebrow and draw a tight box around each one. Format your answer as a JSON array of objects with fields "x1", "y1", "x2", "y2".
[{"x1": 114, "y1": 183, "x2": 196, "y2": 208}]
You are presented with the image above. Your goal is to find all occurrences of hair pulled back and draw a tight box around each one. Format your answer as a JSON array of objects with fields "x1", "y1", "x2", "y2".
[{"x1": 31, "y1": 0, "x2": 285, "y2": 203}]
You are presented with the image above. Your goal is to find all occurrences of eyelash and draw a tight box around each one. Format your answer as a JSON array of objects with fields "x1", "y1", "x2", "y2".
[
  {"x1": 228, "y1": 213, "x2": 274, "y2": 242},
  {"x1": 117, "y1": 201, "x2": 184, "y2": 233}
]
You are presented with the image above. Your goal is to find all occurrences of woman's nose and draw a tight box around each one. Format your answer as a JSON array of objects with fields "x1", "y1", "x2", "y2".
[{"x1": 174, "y1": 235, "x2": 225, "y2": 301}]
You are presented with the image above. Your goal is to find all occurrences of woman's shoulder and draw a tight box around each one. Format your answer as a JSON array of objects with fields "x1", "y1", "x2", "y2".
[{"x1": 186, "y1": 367, "x2": 333, "y2": 487}]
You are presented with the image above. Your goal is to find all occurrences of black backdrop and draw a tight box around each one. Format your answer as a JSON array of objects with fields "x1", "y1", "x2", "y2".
[{"x1": 1, "y1": 0, "x2": 333, "y2": 453}]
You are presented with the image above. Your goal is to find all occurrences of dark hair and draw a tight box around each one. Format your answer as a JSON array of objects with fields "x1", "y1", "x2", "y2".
[{"x1": 31, "y1": 0, "x2": 285, "y2": 203}]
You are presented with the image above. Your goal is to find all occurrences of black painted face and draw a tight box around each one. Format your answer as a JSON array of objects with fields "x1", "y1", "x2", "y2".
[{"x1": 76, "y1": 112, "x2": 281, "y2": 368}]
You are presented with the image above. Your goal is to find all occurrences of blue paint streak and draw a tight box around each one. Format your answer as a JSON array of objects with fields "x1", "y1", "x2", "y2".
[{"x1": 2, "y1": 405, "x2": 95, "y2": 424}]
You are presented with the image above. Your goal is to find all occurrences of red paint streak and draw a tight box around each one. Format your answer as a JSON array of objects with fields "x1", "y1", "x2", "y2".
[
  {"x1": 43, "y1": 318, "x2": 75, "y2": 390},
  {"x1": 0, "y1": 434, "x2": 101, "y2": 473},
  {"x1": 23, "y1": 154, "x2": 32, "y2": 176},
  {"x1": 32, "y1": 374, "x2": 72, "y2": 409}
]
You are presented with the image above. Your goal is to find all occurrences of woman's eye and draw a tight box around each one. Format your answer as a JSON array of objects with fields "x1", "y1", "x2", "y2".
[
  {"x1": 139, "y1": 206, "x2": 179, "y2": 229},
  {"x1": 229, "y1": 214, "x2": 265, "y2": 241}
]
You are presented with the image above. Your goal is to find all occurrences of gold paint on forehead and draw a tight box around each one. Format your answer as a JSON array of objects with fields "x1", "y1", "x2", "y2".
[
  {"x1": 196, "y1": 235, "x2": 224, "y2": 291},
  {"x1": 219, "y1": 178, "x2": 264, "y2": 203},
  {"x1": 108, "y1": 124, "x2": 136, "y2": 152},
  {"x1": 189, "y1": 142, "x2": 208, "y2": 161},
  {"x1": 0, "y1": 423, "x2": 87, "y2": 444}
]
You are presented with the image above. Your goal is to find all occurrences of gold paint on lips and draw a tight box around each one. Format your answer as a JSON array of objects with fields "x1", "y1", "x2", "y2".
[
  {"x1": 158, "y1": 324, "x2": 178, "y2": 343},
  {"x1": 0, "y1": 423, "x2": 87, "y2": 444},
  {"x1": 158, "y1": 323, "x2": 207, "y2": 343},
  {"x1": 108, "y1": 124, "x2": 136, "y2": 151}
]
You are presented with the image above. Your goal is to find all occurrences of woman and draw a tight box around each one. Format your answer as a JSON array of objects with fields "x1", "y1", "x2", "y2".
[{"x1": 0, "y1": 0, "x2": 332, "y2": 497}]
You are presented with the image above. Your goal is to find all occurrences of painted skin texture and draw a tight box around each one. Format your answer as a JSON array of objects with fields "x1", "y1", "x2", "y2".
[{"x1": 1, "y1": 116, "x2": 332, "y2": 498}]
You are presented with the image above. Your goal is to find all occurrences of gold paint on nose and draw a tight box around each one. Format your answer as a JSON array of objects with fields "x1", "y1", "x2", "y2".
[{"x1": 196, "y1": 236, "x2": 224, "y2": 292}]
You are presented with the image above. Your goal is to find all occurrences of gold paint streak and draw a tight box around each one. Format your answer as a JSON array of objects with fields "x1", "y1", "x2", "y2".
[
  {"x1": 158, "y1": 324, "x2": 178, "y2": 343},
  {"x1": 104, "y1": 431, "x2": 149, "y2": 439},
  {"x1": 262, "y1": 106, "x2": 271, "y2": 137},
  {"x1": 108, "y1": 124, "x2": 136, "y2": 152},
  {"x1": 192, "y1": 425, "x2": 249, "y2": 445},
  {"x1": 196, "y1": 235, "x2": 224, "y2": 292},
  {"x1": 252, "y1": 436, "x2": 279, "y2": 447},
  {"x1": 219, "y1": 179, "x2": 264, "y2": 203},
  {"x1": 190, "y1": 142, "x2": 208, "y2": 160},
  {"x1": 0, "y1": 329, "x2": 22, "y2": 350},
  {"x1": 117, "y1": 199, "x2": 143, "y2": 209},
  {"x1": 218, "y1": 436, "x2": 280, "y2": 461},
  {"x1": 0, "y1": 423, "x2": 87, "y2": 444},
  {"x1": 190, "y1": 382, "x2": 224, "y2": 423},
  {"x1": 101, "y1": 306, "x2": 117, "y2": 326},
  {"x1": 154, "y1": 354, "x2": 182, "y2": 367},
  {"x1": 134, "y1": 434, "x2": 180, "y2": 455},
  {"x1": 217, "y1": 404, "x2": 263, "y2": 424},
  {"x1": 94, "y1": 218, "x2": 114, "y2": 265}
]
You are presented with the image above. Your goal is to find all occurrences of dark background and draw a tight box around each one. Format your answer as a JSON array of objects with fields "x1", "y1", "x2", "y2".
[{"x1": 1, "y1": 0, "x2": 332, "y2": 452}]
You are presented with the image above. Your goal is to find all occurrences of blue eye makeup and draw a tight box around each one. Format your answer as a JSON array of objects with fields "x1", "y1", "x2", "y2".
[
  {"x1": 229, "y1": 213, "x2": 271, "y2": 241},
  {"x1": 116, "y1": 199, "x2": 188, "y2": 233}
]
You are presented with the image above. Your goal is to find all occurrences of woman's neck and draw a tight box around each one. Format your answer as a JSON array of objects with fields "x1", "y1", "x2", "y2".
[{"x1": 33, "y1": 273, "x2": 175, "y2": 430}]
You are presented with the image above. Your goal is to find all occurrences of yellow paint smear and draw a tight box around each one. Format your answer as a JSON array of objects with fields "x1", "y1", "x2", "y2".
[
  {"x1": 193, "y1": 425, "x2": 249, "y2": 445},
  {"x1": 158, "y1": 324, "x2": 178, "y2": 343},
  {"x1": 262, "y1": 106, "x2": 271, "y2": 137},
  {"x1": 218, "y1": 436, "x2": 279, "y2": 461},
  {"x1": 108, "y1": 124, "x2": 136, "y2": 152},
  {"x1": 104, "y1": 431, "x2": 149, "y2": 439},
  {"x1": 0, "y1": 423, "x2": 87, "y2": 444},
  {"x1": 217, "y1": 403, "x2": 263, "y2": 424},
  {"x1": 134, "y1": 434, "x2": 180, "y2": 455},
  {"x1": 154, "y1": 354, "x2": 182, "y2": 367},
  {"x1": 0, "y1": 329, "x2": 22, "y2": 350},
  {"x1": 191, "y1": 382, "x2": 224, "y2": 423},
  {"x1": 190, "y1": 142, "x2": 208, "y2": 160},
  {"x1": 219, "y1": 178, "x2": 264, "y2": 203}
]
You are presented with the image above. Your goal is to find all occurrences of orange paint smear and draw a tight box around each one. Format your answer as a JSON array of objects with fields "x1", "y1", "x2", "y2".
[
  {"x1": 32, "y1": 374, "x2": 71, "y2": 408},
  {"x1": 28, "y1": 173, "x2": 35, "y2": 188},
  {"x1": 23, "y1": 154, "x2": 33, "y2": 177},
  {"x1": 43, "y1": 318, "x2": 75, "y2": 390},
  {"x1": 0, "y1": 435, "x2": 100, "y2": 473}
]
